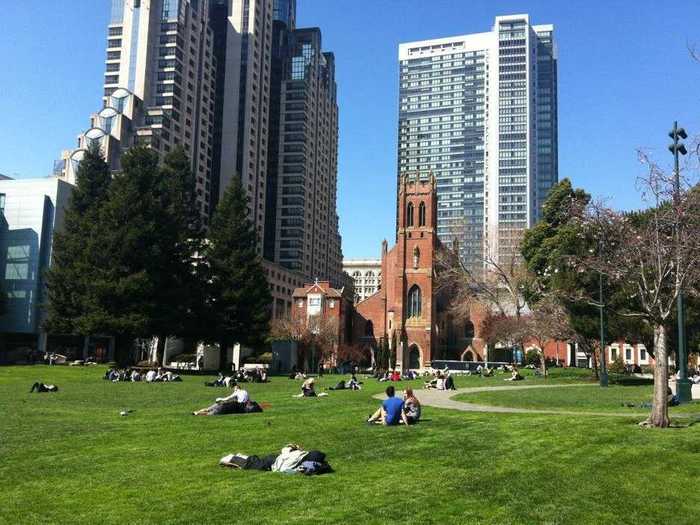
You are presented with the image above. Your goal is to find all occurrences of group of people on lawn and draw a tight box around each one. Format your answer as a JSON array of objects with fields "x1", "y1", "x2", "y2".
[{"x1": 104, "y1": 367, "x2": 182, "y2": 383}]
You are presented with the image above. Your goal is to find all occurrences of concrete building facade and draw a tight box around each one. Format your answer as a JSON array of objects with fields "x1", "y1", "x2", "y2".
[
  {"x1": 398, "y1": 14, "x2": 558, "y2": 267},
  {"x1": 58, "y1": 0, "x2": 217, "y2": 223},
  {"x1": 56, "y1": 0, "x2": 344, "y2": 319},
  {"x1": 343, "y1": 259, "x2": 381, "y2": 304},
  {"x1": 272, "y1": 28, "x2": 342, "y2": 284}
]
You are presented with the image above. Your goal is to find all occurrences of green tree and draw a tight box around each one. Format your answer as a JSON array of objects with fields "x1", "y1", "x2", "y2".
[
  {"x1": 44, "y1": 143, "x2": 112, "y2": 335},
  {"x1": 521, "y1": 179, "x2": 646, "y2": 376},
  {"x1": 150, "y1": 147, "x2": 207, "y2": 362},
  {"x1": 205, "y1": 176, "x2": 271, "y2": 369}
]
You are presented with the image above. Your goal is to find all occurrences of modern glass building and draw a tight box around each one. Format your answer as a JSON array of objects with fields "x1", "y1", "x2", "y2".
[
  {"x1": 0, "y1": 178, "x2": 73, "y2": 360},
  {"x1": 398, "y1": 14, "x2": 558, "y2": 267}
]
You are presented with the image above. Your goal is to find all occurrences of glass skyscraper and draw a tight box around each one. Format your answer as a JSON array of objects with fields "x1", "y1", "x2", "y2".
[{"x1": 398, "y1": 14, "x2": 558, "y2": 267}]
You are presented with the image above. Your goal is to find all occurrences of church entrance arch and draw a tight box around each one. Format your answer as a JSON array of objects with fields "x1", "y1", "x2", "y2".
[
  {"x1": 461, "y1": 348, "x2": 475, "y2": 361},
  {"x1": 408, "y1": 344, "x2": 421, "y2": 369}
]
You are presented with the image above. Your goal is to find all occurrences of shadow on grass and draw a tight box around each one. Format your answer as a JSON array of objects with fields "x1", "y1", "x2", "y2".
[{"x1": 609, "y1": 375, "x2": 654, "y2": 386}]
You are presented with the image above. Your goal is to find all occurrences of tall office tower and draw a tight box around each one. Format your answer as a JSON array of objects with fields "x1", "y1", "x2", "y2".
[
  {"x1": 213, "y1": 0, "x2": 275, "y2": 248},
  {"x1": 273, "y1": 28, "x2": 343, "y2": 285},
  {"x1": 398, "y1": 14, "x2": 558, "y2": 267},
  {"x1": 58, "y1": 0, "x2": 217, "y2": 222},
  {"x1": 263, "y1": 0, "x2": 296, "y2": 261}
]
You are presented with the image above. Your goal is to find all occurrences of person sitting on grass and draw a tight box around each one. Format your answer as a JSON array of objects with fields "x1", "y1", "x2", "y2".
[
  {"x1": 402, "y1": 387, "x2": 421, "y2": 425},
  {"x1": 347, "y1": 374, "x2": 361, "y2": 390},
  {"x1": 30, "y1": 382, "x2": 58, "y2": 393},
  {"x1": 329, "y1": 374, "x2": 362, "y2": 391},
  {"x1": 193, "y1": 384, "x2": 251, "y2": 415},
  {"x1": 444, "y1": 372, "x2": 456, "y2": 390},
  {"x1": 205, "y1": 372, "x2": 226, "y2": 387},
  {"x1": 504, "y1": 367, "x2": 524, "y2": 381},
  {"x1": 481, "y1": 366, "x2": 494, "y2": 378},
  {"x1": 390, "y1": 369, "x2": 401, "y2": 382},
  {"x1": 367, "y1": 385, "x2": 409, "y2": 426},
  {"x1": 145, "y1": 369, "x2": 157, "y2": 382}
]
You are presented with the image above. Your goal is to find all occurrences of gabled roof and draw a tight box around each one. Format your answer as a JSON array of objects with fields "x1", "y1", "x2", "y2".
[{"x1": 293, "y1": 282, "x2": 345, "y2": 299}]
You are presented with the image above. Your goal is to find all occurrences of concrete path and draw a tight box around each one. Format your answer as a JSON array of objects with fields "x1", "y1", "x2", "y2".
[{"x1": 375, "y1": 383, "x2": 643, "y2": 418}]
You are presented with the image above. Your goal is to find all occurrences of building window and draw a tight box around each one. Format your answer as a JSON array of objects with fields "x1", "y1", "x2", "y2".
[
  {"x1": 418, "y1": 201, "x2": 426, "y2": 226},
  {"x1": 406, "y1": 202, "x2": 414, "y2": 227},
  {"x1": 407, "y1": 285, "x2": 421, "y2": 318},
  {"x1": 625, "y1": 347, "x2": 632, "y2": 362},
  {"x1": 640, "y1": 348, "x2": 647, "y2": 362}
]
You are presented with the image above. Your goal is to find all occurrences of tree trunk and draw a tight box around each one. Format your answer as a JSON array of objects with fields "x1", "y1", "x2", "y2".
[
  {"x1": 591, "y1": 349, "x2": 599, "y2": 380},
  {"x1": 219, "y1": 339, "x2": 229, "y2": 372},
  {"x1": 114, "y1": 335, "x2": 134, "y2": 367},
  {"x1": 539, "y1": 349, "x2": 547, "y2": 378},
  {"x1": 155, "y1": 336, "x2": 166, "y2": 365},
  {"x1": 648, "y1": 324, "x2": 670, "y2": 428}
]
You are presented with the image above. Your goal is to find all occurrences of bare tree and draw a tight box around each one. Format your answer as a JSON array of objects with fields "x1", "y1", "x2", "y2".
[
  {"x1": 436, "y1": 236, "x2": 532, "y2": 322},
  {"x1": 574, "y1": 153, "x2": 700, "y2": 427},
  {"x1": 525, "y1": 298, "x2": 575, "y2": 376},
  {"x1": 270, "y1": 316, "x2": 339, "y2": 372}
]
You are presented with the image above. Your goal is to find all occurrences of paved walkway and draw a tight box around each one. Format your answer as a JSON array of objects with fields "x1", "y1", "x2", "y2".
[{"x1": 375, "y1": 383, "x2": 642, "y2": 418}]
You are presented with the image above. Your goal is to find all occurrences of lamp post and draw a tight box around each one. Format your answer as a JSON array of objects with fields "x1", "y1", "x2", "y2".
[
  {"x1": 598, "y1": 238, "x2": 609, "y2": 388},
  {"x1": 669, "y1": 121, "x2": 691, "y2": 402}
]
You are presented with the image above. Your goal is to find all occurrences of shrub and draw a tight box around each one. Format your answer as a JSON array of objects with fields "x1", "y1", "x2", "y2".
[
  {"x1": 608, "y1": 356, "x2": 626, "y2": 374},
  {"x1": 525, "y1": 349, "x2": 541, "y2": 366}
]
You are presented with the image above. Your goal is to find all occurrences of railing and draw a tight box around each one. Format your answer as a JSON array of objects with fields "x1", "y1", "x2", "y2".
[{"x1": 429, "y1": 360, "x2": 512, "y2": 373}]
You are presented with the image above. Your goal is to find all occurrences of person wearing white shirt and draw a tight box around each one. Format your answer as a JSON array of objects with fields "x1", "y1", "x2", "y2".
[
  {"x1": 217, "y1": 384, "x2": 249, "y2": 404},
  {"x1": 145, "y1": 370, "x2": 157, "y2": 382},
  {"x1": 194, "y1": 384, "x2": 251, "y2": 416}
]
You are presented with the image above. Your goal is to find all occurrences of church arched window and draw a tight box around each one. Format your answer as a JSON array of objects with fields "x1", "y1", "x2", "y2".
[
  {"x1": 406, "y1": 202, "x2": 414, "y2": 227},
  {"x1": 407, "y1": 285, "x2": 422, "y2": 318},
  {"x1": 418, "y1": 202, "x2": 426, "y2": 226}
]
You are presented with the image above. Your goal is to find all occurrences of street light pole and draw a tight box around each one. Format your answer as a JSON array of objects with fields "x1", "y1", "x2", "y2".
[
  {"x1": 669, "y1": 121, "x2": 691, "y2": 402},
  {"x1": 599, "y1": 248, "x2": 608, "y2": 388}
]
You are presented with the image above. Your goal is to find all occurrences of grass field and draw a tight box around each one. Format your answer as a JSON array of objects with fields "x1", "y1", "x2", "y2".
[
  {"x1": 455, "y1": 383, "x2": 700, "y2": 416},
  {"x1": 2, "y1": 366, "x2": 699, "y2": 524}
]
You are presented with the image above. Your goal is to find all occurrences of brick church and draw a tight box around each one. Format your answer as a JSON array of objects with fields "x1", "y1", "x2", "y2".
[{"x1": 292, "y1": 173, "x2": 486, "y2": 369}]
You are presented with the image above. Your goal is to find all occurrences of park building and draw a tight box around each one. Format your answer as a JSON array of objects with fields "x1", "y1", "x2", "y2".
[
  {"x1": 398, "y1": 14, "x2": 558, "y2": 269},
  {"x1": 342, "y1": 259, "x2": 381, "y2": 304}
]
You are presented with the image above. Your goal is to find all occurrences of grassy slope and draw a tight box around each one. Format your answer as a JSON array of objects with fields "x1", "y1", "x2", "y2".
[{"x1": 1, "y1": 366, "x2": 699, "y2": 525}]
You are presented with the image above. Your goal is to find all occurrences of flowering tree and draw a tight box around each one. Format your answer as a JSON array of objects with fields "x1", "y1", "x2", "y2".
[{"x1": 575, "y1": 153, "x2": 700, "y2": 427}]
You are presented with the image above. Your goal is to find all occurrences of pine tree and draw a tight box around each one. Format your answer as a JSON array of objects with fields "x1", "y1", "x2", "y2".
[
  {"x1": 44, "y1": 143, "x2": 112, "y2": 335},
  {"x1": 151, "y1": 146, "x2": 207, "y2": 361},
  {"x1": 205, "y1": 176, "x2": 271, "y2": 369}
]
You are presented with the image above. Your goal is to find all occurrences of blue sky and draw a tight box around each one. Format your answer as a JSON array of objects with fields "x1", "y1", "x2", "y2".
[{"x1": 0, "y1": 1, "x2": 699, "y2": 259}]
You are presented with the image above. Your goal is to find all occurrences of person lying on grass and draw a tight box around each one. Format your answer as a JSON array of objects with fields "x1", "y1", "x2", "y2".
[
  {"x1": 367, "y1": 385, "x2": 410, "y2": 426},
  {"x1": 193, "y1": 384, "x2": 258, "y2": 415},
  {"x1": 29, "y1": 382, "x2": 58, "y2": 393}
]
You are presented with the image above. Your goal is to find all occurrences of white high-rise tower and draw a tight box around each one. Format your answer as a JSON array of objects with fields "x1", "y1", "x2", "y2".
[{"x1": 398, "y1": 14, "x2": 558, "y2": 266}]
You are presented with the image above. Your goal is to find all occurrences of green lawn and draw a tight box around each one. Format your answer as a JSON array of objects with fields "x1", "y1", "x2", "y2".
[
  {"x1": 2, "y1": 366, "x2": 699, "y2": 524},
  {"x1": 455, "y1": 383, "x2": 700, "y2": 417}
]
